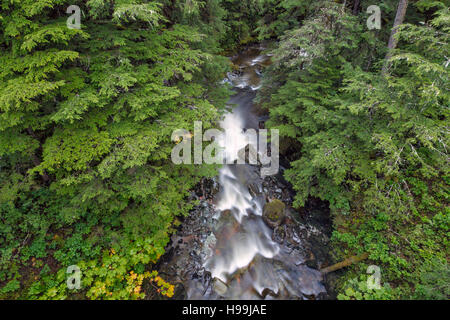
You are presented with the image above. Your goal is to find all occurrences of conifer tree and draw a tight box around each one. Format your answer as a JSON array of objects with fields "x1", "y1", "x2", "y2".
[
  {"x1": 0, "y1": 0, "x2": 230, "y2": 299},
  {"x1": 260, "y1": 0, "x2": 449, "y2": 299}
]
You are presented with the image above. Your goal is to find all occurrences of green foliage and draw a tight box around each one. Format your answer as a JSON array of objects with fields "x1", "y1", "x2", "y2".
[
  {"x1": 219, "y1": 0, "x2": 263, "y2": 49},
  {"x1": 0, "y1": 0, "x2": 231, "y2": 299},
  {"x1": 1, "y1": 0, "x2": 448, "y2": 301},
  {"x1": 337, "y1": 275, "x2": 396, "y2": 300},
  {"x1": 255, "y1": 0, "x2": 313, "y2": 40},
  {"x1": 260, "y1": 0, "x2": 449, "y2": 299},
  {"x1": 413, "y1": 258, "x2": 450, "y2": 300}
]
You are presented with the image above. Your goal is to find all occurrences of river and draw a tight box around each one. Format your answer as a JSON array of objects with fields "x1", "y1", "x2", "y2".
[{"x1": 159, "y1": 46, "x2": 331, "y2": 300}]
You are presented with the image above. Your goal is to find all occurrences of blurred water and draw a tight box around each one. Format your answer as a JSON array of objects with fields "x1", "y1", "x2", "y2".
[{"x1": 187, "y1": 47, "x2": 326, "y2": 300}]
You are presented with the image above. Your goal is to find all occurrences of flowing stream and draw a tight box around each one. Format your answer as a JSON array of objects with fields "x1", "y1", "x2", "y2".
[{"x1": 161, "y1": 46, "x2": 328, "y2": 300}]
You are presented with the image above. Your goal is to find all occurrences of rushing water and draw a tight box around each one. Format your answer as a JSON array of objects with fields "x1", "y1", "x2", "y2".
[{"x1": 181, "y1": 47, "x2": 326, "y2": 299}]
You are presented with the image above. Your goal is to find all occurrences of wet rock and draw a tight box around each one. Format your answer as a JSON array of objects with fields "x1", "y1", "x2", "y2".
[
  {"x1": 253, "y1": 193, "x2": 266, "y2": 211},
  {"x1": 304, "y1": 251, "x2": 318, "y2": 269},
  {"x1": 201, "y1": 233, "x2": 217, "y2": 260},
  {"x1": 285, "y1": 207, "x2": 302, "y2": 224},
  {"x1": 272, "y1": 226, "x2": 285, "y2": 243},
  {"x1": 261, "y1": 287, "x2": 278, "y2": 298},
  {"x1": 262, "y1": 199, "x2": 286, "y2": 228},
  {"x1": 291, "y1": 230, "x2": 301, "y2": 244},
  {"x1": 213, "y1": 278, "x2": 228, "y2": 296},
  {"x1": 237, "y1": 144, "x2": 259, "y2": 165},
  {"x1": 247, "y1": 182, "x2": 261, "y2": 197},
  {"x1": 213, "y1": 209, "x2": 237, "y2": 233},
  {"x1": 289, "y1": 249, "x2": 306, "y2": 266},
  {"x1": 197, "y1": 268, "x2": 204, "y2": 277},
  {"x1": 211, "y1": 178, "x2": 220, "y2": 195}
]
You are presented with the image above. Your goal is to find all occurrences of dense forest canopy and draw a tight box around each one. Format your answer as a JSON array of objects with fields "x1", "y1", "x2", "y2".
[{"x1": 0, "y1": 0, "x2": 448, "y2": 299}]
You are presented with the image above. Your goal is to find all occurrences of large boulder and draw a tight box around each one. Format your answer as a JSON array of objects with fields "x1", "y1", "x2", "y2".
[
  {"x1": 213, "y1": 278, "x2": 228, "y2": 296},
  {"x1": 262, "y1": 199, "x2": 286, "y2": 228}
]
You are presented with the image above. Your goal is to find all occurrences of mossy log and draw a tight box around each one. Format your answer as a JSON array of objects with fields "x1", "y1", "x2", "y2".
[{"x1": 320, "y1": 253, "x2": 369, "y2": 274}]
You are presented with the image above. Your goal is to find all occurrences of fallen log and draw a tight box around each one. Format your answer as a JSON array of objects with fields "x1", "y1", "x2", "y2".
[{"x1": 320, "y1": 253, "x2": 369, "y2": 274}]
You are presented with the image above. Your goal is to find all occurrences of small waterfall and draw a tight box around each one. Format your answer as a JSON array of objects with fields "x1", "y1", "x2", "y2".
[
  {"x1": 205, "y1": 87, "x2": 279, "y2": 283},
  {"x1": 175, "y1": 46, "x2": 327, "y2": 300}
]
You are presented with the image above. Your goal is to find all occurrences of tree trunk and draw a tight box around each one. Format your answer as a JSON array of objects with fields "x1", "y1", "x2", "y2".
[
  {"x1": 382, "y1": 0, "x2": 409, "y2": 74},
  {"x1": 352, "y1": 0, "x2": 360, "y2": 15},
  {"x1": 320, "y1": 252, "x2": 369, "y2": 274}
]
